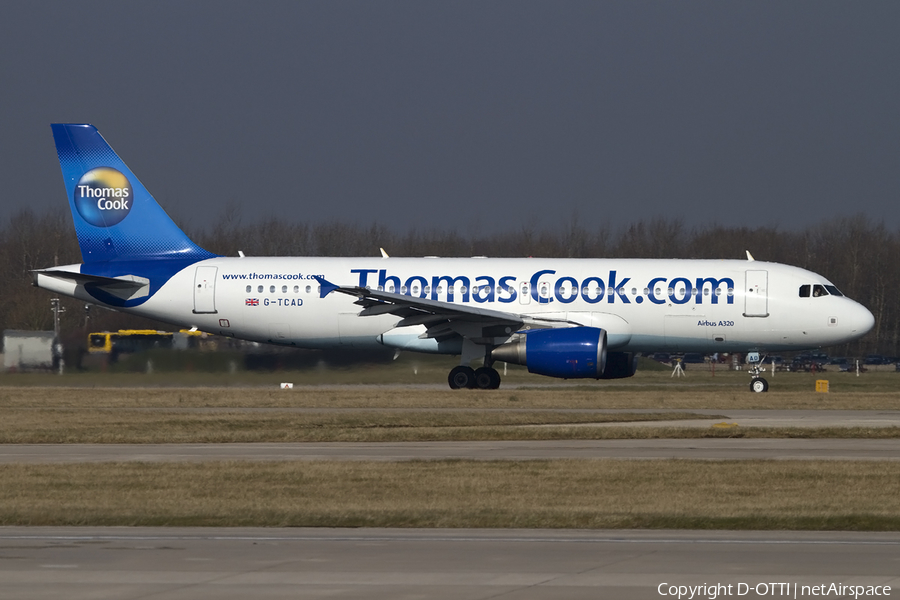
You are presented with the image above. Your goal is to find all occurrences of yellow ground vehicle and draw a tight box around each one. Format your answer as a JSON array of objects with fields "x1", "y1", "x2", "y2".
[
  {"x1": 88, "y1": 330, "x2": 173, "y2": 355},
  {"x1": 87, "y1": 329, "x2": 207, "y2": 356}
]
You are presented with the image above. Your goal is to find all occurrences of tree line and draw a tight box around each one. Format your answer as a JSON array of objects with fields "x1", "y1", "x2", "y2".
[{"x1": 1, "y1": 207, "x2": 896, "y2": 358}]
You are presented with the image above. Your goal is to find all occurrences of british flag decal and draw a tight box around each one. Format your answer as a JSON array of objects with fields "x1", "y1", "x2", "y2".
[{"x1": 245, "y1": 298, "x2": 259, "y2": 306}]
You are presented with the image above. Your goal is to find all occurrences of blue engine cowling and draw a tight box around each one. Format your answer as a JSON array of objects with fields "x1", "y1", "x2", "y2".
[{"x1": 491, "y1": 327, "x2": 608, "y2": 379}]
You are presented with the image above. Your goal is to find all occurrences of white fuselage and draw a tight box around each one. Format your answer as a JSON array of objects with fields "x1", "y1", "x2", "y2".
[{"x1": 38, "y1": 257, "x2": 874, "y2": 355}]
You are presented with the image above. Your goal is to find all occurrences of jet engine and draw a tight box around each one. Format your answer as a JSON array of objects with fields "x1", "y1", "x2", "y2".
[
  {"x1": 598, "y1": 351, "x2": 638, "y2": 379},
  {"x1": 491, "y1": 327, "x2": 607, "y2": 379}
]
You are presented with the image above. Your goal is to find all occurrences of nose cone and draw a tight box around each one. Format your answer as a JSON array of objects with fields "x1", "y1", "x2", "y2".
[{"x1": 849, "y1": 301, "x2": 875, "y2": 339}]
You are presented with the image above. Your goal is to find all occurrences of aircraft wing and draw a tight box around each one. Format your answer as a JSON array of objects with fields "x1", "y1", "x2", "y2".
[{"x1": 315, "y1": 276, "x2": 573, "y2": 344}]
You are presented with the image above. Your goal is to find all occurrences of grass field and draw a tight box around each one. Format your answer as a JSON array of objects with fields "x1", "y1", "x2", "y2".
[
  {"x1": 1, "y1": 372, "x2": 899, "y2": 410},
  {"x1": 2, "y1": 355, "x2": 898, "y2": 393},
  {"x1": 2, "y1": 460, "x2": 898, "y2": 530},
  {"x1": 0, "y1": 382, "x2": 898, "y2": 442},
  {"x1": 0, "y1": 407, "x2": 731, "y2": 443}
]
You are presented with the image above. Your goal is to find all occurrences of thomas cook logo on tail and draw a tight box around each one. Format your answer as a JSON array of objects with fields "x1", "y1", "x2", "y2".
[{"x1": 74, "y1": 167, "x2": 133, "y2": 227}]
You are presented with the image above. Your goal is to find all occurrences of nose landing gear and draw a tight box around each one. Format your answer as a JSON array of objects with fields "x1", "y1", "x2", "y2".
[
  {"x1": 747, "y1": 352, "x2": 769, "y2": 393},
  {"x1": 749, "y1": 375, "x2": 769, "y2": 393}
]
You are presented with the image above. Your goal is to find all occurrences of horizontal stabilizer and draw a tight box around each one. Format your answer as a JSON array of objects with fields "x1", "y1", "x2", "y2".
[
  {"x1": 33, "y1": 268, "x2": 150, "y2": 300},
  {"x1": 34, "y1": 268, "x2": 149, "y2": 289}
]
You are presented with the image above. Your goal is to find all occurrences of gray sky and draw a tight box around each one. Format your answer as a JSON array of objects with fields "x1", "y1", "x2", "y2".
[{"x1": 2, "y1": 1, "x2": 899, "y2": 234}]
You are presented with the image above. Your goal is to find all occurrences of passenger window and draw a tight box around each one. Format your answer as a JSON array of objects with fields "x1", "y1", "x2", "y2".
[
  {"x1": 246, "y1": 285, "x2": 251, "y2": 293},
  {"x1": 799, "y1": 285, "x2": 810, "y2": 298},
  {"x1": 306, "y1": 285, "x2": 311, "y2": 293},
  {"x1": 270, "y1": 285, "x2": 275, "y2": 293},
  {"x1": 293, "y1": 285, "x2": 299, "y2": 293},
  {"x1": 813, "y1": 285, "x2": 828, "y2": 297},
  {"x1": 282, "y1": 285, "x2": 287, "y2": 293},
  {"x1": 258, "y1": 285, "x2": 263, "y2": 293}
]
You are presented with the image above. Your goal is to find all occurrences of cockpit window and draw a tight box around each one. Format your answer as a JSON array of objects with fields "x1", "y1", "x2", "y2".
[
  {"x1": 799, "y1": 285, "x2": 810, "y2": 298},
  {"x1": 812, "y1": 284, "x2": 828, "y2": 297},
  {"x1": 824, "y1": 285, "x2": 843, "y2": 297}
]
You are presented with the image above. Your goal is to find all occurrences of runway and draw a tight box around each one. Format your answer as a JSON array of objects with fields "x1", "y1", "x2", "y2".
[
  {"x1": 2, "y1": 438, "x2": 900, "y2": 463},
  {"x1": 0, "y1": 527, "x2": 897, "y2": 600},
  {"x1": 600, "y1": 408, "x2": 900, "y2": 429}
]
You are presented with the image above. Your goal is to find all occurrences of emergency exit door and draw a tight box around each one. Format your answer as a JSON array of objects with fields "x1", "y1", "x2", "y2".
[{"x1": 743, "y1": 270, "x2": 768, "y2": 317}]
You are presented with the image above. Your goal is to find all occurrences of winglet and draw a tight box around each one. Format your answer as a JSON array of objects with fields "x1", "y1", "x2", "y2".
[
  {"x1": 314, "y1": 276, "x2": 340, "y2": 298},
  {"x1": 746, "y1": 251, "x2": 755, "y2": 261},
  {"x1": 380, "y1": 247, "x2": 389, "y2": 259}
]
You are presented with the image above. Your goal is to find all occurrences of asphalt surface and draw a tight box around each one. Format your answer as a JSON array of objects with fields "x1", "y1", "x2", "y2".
[
  {"x1": 602, "y1": 408, "x2": 900, "y2": 429},
  {"x1": 0, "y1": 527, "x2": 897, "y2": 600}
]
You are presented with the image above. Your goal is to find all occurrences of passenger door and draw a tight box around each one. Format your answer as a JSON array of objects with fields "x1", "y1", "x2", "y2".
[{"x1": 193, "y1": 266, "x2": 218, "y2": 314}]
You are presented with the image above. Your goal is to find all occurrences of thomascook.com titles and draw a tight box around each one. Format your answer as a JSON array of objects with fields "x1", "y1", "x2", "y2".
[{"x1": 658, "y1": 582, "x2": 891, "y2": 599}]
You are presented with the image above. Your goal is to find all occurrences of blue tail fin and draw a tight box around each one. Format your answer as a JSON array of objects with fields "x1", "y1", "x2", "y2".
[{"x1": 51, "y1": 124, "x2": 216, "y2": 263}]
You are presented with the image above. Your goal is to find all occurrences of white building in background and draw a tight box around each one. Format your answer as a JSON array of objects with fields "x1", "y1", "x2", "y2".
[{"x1": 2, "y1": 330, "x2": 58, "y2": 372}]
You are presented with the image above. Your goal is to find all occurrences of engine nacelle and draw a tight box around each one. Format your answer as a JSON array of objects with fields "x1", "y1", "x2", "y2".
[
  {"x1": 491, "y1": 327, "x2": 607, "y2": 379},
  {"x1": 598, "y1": 351, "x2": 638, "y2": 379}
]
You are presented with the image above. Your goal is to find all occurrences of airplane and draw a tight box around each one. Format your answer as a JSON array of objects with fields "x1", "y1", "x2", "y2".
[{"x1": 34, "y1": 124, "x2": 875, "y2": 392}]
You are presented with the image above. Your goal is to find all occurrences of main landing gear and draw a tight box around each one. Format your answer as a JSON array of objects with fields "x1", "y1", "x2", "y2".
[{"x1": 448, "y1": 365, "x2": 501, "y2": 390}]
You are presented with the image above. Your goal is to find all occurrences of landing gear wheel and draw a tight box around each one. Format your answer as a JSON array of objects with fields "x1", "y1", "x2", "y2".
[
  {"x1": 448, "y1": 366, "x2": 476, "y2": 389},
  {"x1": 474, "y1": 367, "x2": 501, "y2": 390},
  {"x1": 749, "y1": 377, "x2": 769, "y2": 393}
]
